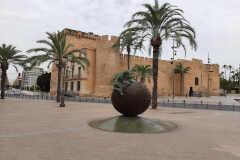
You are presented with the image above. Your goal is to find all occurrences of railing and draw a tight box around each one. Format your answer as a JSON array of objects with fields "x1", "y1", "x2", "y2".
[
  {"x1": 158, "y1": 99, "x2": 240, "y2": 112},
  {"x1": 5, "y1": 93, "x2": 240, "y2": 112},
  {"x1": 5, "y1": 93, "x2": 111, "y2": 104}
]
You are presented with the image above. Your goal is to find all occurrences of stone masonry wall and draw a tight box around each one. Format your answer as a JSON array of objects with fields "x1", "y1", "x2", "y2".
[{"x1": 50, "y1": 28, "x2": 220, "y2": 97}]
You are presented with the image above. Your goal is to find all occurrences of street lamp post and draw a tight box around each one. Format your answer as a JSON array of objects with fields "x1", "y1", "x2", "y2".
[
  {"x1": 207, "y1": 54, "x2": 214, "y2": 97},
  {"x1": 60, "y1": 57, "x2": 67, "y2": 107}
]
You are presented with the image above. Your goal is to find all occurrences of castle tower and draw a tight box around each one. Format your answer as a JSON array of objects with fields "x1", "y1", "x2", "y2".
[{"x1": 94, "y1": 35, "x2": 120, "y2": 97}]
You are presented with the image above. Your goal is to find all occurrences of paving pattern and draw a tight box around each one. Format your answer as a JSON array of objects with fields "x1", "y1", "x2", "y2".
[{"x1": 1, "y1": 99, "x2": 240, "y2": 160}]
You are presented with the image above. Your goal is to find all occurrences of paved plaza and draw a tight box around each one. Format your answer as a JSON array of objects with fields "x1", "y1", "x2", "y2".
[{"x1": 1, "y1": 99, "x2": 240, "y2": 160}]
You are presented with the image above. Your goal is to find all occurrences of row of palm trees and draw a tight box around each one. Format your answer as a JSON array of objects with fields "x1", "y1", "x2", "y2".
[
  {"x1": 0, "y1": 31, "x2": 90, "y2": 101},
  {"x1": 220, "y1": 65, "x2": 240, "y2": 92},
  {"x1": 222, "y1": 65, "x2": 236, "y2": 81},
  {"x1": 114, "y1": 0, "x2": 197, "y2": 109},
  {"x1": 131, "y1": 63, "x2": 191, "y2": 97},
  {"x1": 1, "y1": 1, "x2": 197, "y2": 108}
]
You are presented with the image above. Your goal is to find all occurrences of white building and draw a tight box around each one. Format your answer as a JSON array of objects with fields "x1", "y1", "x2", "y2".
[{"x1": 22, "y1": 67, "x2": 44, "y2": 88}]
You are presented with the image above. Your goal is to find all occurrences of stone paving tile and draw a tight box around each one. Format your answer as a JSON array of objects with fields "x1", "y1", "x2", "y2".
[{"x1": 0, "y1": 99, "x2": 240, "y2": 160}]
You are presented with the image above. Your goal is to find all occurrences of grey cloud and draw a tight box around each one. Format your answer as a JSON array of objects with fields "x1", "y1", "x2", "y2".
[{"x1": 1, "y1": 0, "x2": 240, "y2": 82}]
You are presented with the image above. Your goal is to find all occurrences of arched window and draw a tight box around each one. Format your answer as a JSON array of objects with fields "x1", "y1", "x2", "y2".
[
  {"x1": 195, "y1": 77, "x2": 199, "y2": 86},
  {"x1": 71, "y1": 81, "x2": 74, "y2": 91},
  {"x1": 77, "y1": 81, "x2": 81, "y2": 91}
]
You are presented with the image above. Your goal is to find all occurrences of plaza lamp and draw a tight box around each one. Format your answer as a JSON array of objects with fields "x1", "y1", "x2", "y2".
[{"x1": 207, "y1": 54, "x2": 214, "y2": 96}]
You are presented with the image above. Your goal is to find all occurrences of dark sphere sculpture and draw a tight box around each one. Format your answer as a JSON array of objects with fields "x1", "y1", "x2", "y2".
[{"x1": 111, "y1": 82, "x2": 151, "y2": 117}]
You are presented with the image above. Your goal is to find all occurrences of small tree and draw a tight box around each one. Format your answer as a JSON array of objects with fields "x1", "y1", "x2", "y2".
[
  {"x1": 112, "y1": 70, "x2": 135, "y2": 95},
  {"x1": 37, "y1": 73, "x2": 51, "y2": 92},
  {"x1": 113, "y1": 31, "x2": 144, "y2": 70},
  {"x1": 27, "y1": 31, "x2": 89, "y2": 102},
  {"x1": 174, "y1": 63, "x2": 190, "y2": 96},
  {"x1": 131, "y1": 64, "x2": 152, "y2": 83}
]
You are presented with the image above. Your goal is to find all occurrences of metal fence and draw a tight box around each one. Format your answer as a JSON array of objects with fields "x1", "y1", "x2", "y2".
[
  {"x1": 5, "y1": 93, "x2": 111, "y2": 104},
  {"x1": 158, "y1": 99, "x2": 240, "y2": 112},
  {"x1": 5, "y1": 93, "x2": 240, "y2": 112}
]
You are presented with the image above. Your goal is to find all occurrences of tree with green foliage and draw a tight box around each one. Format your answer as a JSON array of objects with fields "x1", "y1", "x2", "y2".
[
  {"x1": 0, "y1": 44, "x2": 26, "y2": 99},
  {"x1": 174, "y1": 63, "x2": 191, "y2": 96},
  {"x1": 223, "y1": 65, "x2": 228, "y2": 80},
  {"x1": 123, "y1": 1, "x2": 197, "y2": 108},
  {"x1": 37, "y1": 73, "x2": 51, "y2": 92},
  {"x1": 131, "y1": 64, "x2": 152, "y2": 83},
  {"x1": 27, "y1": 31, "x2": 90, "y2": 102},
  {"x1": 113, "y1": 31, "x2": 144, "y2": 70}
]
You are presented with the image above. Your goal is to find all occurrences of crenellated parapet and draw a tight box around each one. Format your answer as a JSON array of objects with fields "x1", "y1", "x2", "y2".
[
  {"x1": 96, "y1": 35, "x2": 118, "y2": 43},
  {"x1": 63, "y1": 28, "x2": 99, "y2": 40},
  {"x1": 120, "y1": 54, "x2": 152, "y2": 64}
]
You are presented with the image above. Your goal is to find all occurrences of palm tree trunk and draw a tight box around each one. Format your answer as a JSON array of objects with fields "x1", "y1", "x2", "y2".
[
  {"x1": 151, "y1": 38, "x2": 161, "y2": 109},
  {"x1": 151, "y1": 45, "x2": 160, "y2": 109},
  {"x1": 56, "y1": 66, "x2": 62, "y2": 102},
  {"x1": 127, "y1": 47, "x2": 131, "y2": 70},
  {"x1": 1, "y1": 69, "x2": 6, "y2": 99},
  {"x1": 180, "y1": 74, "x2": 183, "y2": 96}
]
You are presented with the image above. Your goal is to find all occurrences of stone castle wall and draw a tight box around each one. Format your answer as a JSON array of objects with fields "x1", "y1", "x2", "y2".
[{"x1": 50, "y1": 29, "x2": 220, "y2": 97}]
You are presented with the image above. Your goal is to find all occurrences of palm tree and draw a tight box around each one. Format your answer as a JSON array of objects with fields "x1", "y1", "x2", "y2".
[
  {"x1": 0, "y1": 44, "x2": 26, "y2": 99},
  {"x1": 228, "y1": 65, "x2": 233, "y2": 81},
  {"x1": 223, "y1": 65, "x2": 228, "y2": 80},
  {"x1": 27, "y1": 31, "x2": 90, "y2": 102},
  {"x1": 123, "y1": 1, "x2": 197, "y2": 108},
  {"x1": 174, "y1": 63, "x2": 191, "y2": 96},
  {"x1": 131, "y1": 64, "x2": 153, "y2": 83},
  {"x1": 113, "y1": 30, "x2": 144, "y2": 70}
]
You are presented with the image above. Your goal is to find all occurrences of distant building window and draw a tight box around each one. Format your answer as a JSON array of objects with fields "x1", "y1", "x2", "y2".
[
  {"x1": 77, "y1": 81, "x2": 81, "y2": 91},
  {"x1": 71, "y1": 81, "x2": 74, "y2": 91},
  {"x1": 195, "y1": 77, "x2": 199, "y2": 86},
  {"x1": 65, "y1": 82, "x2": 68, "y2": 91},
  {"x1": 72, "y1": 65, "x2": 75, "y2": 79},
  {"x1": 66, "y1": 68, "x2": 68, "y2": 78}
]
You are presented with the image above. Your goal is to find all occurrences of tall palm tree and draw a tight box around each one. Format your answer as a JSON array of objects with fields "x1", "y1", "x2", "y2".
[
  {"x1": 223, "y1": 65, "x2": 228, "y2": 80},
  {"x1": 113, "y1": 30, "x2": 144, "y2": 70},
  {"x1": 228, "y1": 65, "x2": 233, "y2": 81},
  {"x1": 0, "y1": 44, "x2": 26, "y2": 99},
  {"x1": 174, "y1": 63, "x2": 191, "y2": 96},
  {"x1": 123, "y1": 1, "x2": 197, "y2": 108},
  {"x1": 27, "y1": 31, "x2": 90, "y2": 102},
  {"x1": 131, "y1": 64, "x2": 153, "y2": 83}
]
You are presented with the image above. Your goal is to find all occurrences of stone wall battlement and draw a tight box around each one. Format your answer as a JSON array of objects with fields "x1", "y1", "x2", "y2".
[
  {"x1": 97, "y1": 35, "x2": 118, "y2": 42},
  {"x1": 64, "y1": 28, "x2": 99, "y2": 40},
  {"x1": 120, "y1": 54, "x2": 153, "y2": 63}
]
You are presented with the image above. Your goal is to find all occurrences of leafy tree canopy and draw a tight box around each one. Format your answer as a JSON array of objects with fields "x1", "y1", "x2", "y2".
[{"x1": 37, "y1": 73, "x2": 51, "y2": 92}]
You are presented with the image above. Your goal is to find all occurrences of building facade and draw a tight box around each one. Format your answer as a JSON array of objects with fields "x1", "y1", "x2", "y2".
[
  {"x1": 50, "y1": 28, "x2": 220, "y2": 97},
  {"x1": 13, "y1": 73, "x2": 22, "y2": 88},
  {"x1": 22, "y1": 67, "x2": 44, "y2": 88}
]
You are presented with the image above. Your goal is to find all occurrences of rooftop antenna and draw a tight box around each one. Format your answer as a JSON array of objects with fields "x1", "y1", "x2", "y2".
[{"x1": 208, "y1": 53, "x2": 211, "y2": 64}]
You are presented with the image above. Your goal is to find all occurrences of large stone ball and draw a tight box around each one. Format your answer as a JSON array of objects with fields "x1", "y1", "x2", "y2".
[{"x1": 111, "y1": 82, "x2": 151, "y2": 117}]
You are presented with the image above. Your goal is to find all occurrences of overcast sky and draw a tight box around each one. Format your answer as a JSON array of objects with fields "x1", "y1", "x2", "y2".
[{"x1": 1, "y1": 0, "x2": 240, "y2": 83}]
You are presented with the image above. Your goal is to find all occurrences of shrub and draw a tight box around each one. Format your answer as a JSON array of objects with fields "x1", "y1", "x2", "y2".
[{"x1": 112, "y1": 70, "x2": 135, "y2": 95}]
